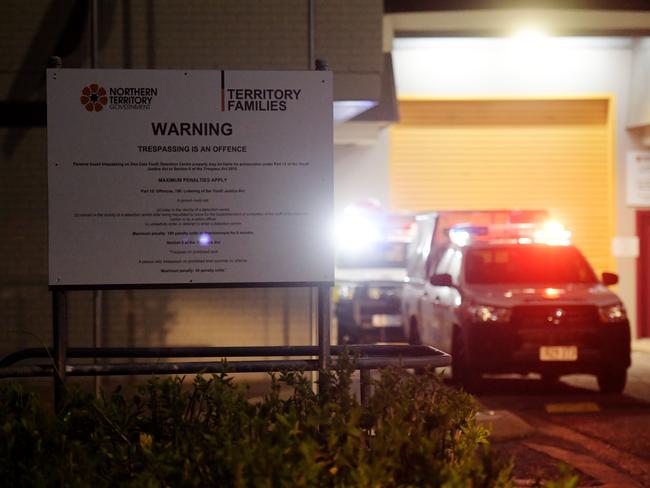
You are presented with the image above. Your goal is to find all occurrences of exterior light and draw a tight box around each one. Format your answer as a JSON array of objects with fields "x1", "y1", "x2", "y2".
[
  {"x1": 508, "y1": 26, "x2": 550, "y2": 54},
  {"x1": 598, "y1": 303, "x2": 628, "y2": 323},
  {"x1": 511, "y1": 26, "x2": 548, "y2": 42}
]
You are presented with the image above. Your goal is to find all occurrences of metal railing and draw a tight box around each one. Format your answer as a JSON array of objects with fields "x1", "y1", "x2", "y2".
[
  {"x1": 3, "y1": 285, "x2": 450, "y2": 408},
  {"x1": 0, "y1": 344, "x2": 450, "y2": 378}
]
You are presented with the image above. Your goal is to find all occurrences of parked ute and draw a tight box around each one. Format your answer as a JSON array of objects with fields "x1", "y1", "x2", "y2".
[
  {"x1": 402, "y1": 212, "x2": 631, "y2": 393},
  {"x1": 334, "y1": 204, "x2": 414, "y2": 344}
]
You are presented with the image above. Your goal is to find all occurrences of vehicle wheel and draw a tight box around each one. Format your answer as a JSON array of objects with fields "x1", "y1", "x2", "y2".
[
  {"x1": 337, "y1": 321, "x2": 359, "y2": 344},
  {"x1": 386, "y1": 327, "x2": 406, "y2": 343},
  {"x1": 338, "y1": 328, "x2": 350, "y2": 344},
  {"x1": 597, "y1": 368, "x2": 627, "y2": 394},
  {"x1": 408, "y1": 320, "x2": 429, "y2": 374},
  {"x1": 452, "y1": 328, "x2": 481, "y2": 392},
  {"x1": 409, "y1": 319, "x2": 421, "y2": 345}
]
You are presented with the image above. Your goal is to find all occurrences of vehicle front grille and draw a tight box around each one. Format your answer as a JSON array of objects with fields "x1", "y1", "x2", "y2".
[
  {"x1": 512, "y1": 305, "x2": 598, "y2": 328},
  {"x1": 511, "y1": 305, "x2": 599, "y2": 348}
]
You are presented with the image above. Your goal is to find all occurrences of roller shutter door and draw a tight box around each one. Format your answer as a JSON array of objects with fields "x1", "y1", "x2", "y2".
[{"x1": 390, "y1": 98, "x2": 614, "y2": 274}]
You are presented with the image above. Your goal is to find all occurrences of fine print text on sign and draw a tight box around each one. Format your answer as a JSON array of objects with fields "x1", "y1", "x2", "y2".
[{"x1": 47, "y1": 69, "x2": 333, "y2": 286}]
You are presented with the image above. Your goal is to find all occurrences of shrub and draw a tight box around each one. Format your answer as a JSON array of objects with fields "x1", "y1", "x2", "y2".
[{"x1": 0, "y1": 360, "x2": 517, "y2": 487}]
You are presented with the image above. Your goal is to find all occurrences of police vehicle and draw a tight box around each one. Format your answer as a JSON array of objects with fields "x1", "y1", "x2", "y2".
[{"x1": 402, "y1": 213, "x2": 631, "y2": 393}]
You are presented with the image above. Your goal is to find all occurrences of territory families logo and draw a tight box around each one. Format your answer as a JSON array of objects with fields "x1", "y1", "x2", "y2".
[
  {"x1": 80, "y1": 83, "x2": 158, "y2": 112},
  {"x1": 219, "y1": 71, "x2": 301, "y2": 112}
]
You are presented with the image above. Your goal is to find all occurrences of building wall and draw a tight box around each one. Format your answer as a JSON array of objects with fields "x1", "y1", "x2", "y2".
[
  {"x1": 0, "y1": 1, "x2": 382, "y2": 369},
  {"x1": 334, "y1": 129, "x2": 391, "y2": 217},
  {"x1": 627, "y1": 39, "x2": 650, "y2": 129}
]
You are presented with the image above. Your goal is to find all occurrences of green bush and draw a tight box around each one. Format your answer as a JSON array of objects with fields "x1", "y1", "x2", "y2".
[{"x1": 0, "y1": 360, "x2": 516, "y2": 487}]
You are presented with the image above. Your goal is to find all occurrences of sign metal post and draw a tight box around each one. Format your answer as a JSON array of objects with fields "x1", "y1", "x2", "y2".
[
  {"x1": 317, "y1": 284, "x2": 331, "y2": 377},
  {"x1": 52, "y1": 289, "x2": 67, "y2": 411}
]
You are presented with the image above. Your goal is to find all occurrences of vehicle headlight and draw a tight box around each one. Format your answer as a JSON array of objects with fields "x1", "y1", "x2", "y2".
[
  {"x1": 335, "y1": 284, "x2": 355, "y2": 301},
  {"x1": 367, "y1": 287, "x2": 383, "y2": 300},
  {"x1": 598, "y1": 303, "x2": 627, "y2": 323},
  {"x1": 465, "y1": 304, "x2": 512, "y2": 324}
]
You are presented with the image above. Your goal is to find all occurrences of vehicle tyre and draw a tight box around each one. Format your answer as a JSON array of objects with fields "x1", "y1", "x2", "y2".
[
  {"x1": 409, "y1": 319, "x2": 429, "y2": 374},
  {"x1": 452, "y1": 328, "x2": 481, "y2": 392},
  {"x1": 386, "y1": 327, "x2": 406, "y2": 343},
  {"x1": 409, "y1": 319, "x2": 421, "y2": 345},
  {"x1": 339, "y1": 331, "x2": 359, "y2": 345},
  {"x1": 337, "y1": 320, "x2": 359, "y2": 344},
  {"x1": 597, "y1": 368, "x2": 627, "y2": 394},
  {"x1": 338, "y1": 328, "x2": 351, "y2": 344}
]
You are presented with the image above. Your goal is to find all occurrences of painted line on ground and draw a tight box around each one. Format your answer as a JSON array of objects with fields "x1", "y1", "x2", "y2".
[{"x1": 545, "y1": 402, "x2": 601, "y2": 414}]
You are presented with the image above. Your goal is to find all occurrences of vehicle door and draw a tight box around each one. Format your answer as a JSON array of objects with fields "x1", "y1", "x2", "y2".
[
  {"x1": 421, "y1": 247, "x2": 455, "y2": 348},
  {"x1": 434, "y1": 248, "x2": 462, "y2": 353},
  {"x1": 402, "y1": 217, "x2": 435, "y2": 333}
]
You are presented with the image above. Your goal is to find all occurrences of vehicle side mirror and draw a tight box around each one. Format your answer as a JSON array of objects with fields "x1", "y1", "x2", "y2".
[
  {"x1": 602, "y1": 272, "x2": 618, "y2": 286},
  {"x1": 429, "y1": 273, "x2": 453, "y2": 287}
]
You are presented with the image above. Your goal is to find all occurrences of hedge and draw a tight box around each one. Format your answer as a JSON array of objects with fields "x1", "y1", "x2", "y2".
[{"x1": 0, "y1": 357, "x2": 575, "y2": 487}]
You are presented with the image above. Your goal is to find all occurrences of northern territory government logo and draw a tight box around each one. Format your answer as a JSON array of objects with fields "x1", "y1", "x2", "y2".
[
  {"x1": 219, "y1": 71, "x2": 301, "y2": 112},
  {"x1": 80, "y1": 83, "x2": 158, "y2": 112},
  {"x1": 80, "y1": 84, "x2": 108, "y2": 112}
]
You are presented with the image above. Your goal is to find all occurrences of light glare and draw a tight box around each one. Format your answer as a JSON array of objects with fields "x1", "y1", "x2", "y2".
[
  {"x1": 534, "y1": 220, "x2": 571, "y2": 246},
  {"x1": 544, "y1": 288, "x2": 562, "y2": 299},
  {"x1": 512, "y1": 26, "x2": 547, "y2": 42},
  {"x1": 335, "y1": 206, "x2": 381, "y2": 252},
  {"x1": 449, "y1": 229, "x2": 471, "y2": 246},
  {"x1": 198, "y1": 233, "x2": 211, "y2": 246}
]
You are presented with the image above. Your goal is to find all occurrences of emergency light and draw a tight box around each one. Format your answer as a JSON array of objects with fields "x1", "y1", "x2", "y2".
[{"x1": 448, "y1": 220, "x2": 571, "y2": 246}]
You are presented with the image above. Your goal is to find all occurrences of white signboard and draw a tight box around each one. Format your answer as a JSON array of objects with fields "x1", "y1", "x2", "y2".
[
  {"x1": 611, "y1": 236, "x2": 639, "y2": 258},
  {"x1": 47, "y1": 69, "x2": 333, "y2": 286},
  {"x1": 626, "y1": 150, "x2": 650, "y2": 206}
]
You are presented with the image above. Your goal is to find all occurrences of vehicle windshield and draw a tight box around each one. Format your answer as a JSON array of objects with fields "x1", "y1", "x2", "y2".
[
  {"x1": 336, "y1": 241, "x2": 408, "y2": 269},
  {"x1": 464, "y1": 245, "x2": 598, "y2": 285}
]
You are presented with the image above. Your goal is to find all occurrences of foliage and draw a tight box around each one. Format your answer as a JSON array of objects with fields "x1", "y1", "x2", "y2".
[
  {"x1": 537, "y1": 464, "x2": 579, "y2": 488},
  {"x1": 0, "y1": 359, "x2": 565, "y2": 487}
]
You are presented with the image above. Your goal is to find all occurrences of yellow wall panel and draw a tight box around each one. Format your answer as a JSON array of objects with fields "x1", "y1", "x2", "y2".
[{"x1": 390, "y1": 99, "x2": 614, "y2": 274}]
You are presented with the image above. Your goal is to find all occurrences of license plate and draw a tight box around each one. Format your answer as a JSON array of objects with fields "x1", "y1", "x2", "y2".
[
  {"x1": 371, "y1": 314, "x2": 401, "y2": 327},
  {"x1": 539, "y1": 346, "x2": 578, "y2": 361}
]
